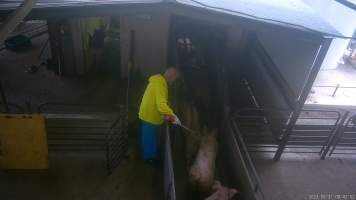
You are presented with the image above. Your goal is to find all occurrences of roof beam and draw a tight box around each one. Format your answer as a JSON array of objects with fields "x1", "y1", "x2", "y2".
[
  {"x1": 335, "y1": 0, "x2": 356, "y2": 10},
  {"x1": 0, "y1": 0, "x2": 37, "y2": 43}
]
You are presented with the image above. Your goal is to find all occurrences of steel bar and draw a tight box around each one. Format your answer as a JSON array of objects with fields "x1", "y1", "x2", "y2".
[
  {"x1": 332, "y1": 84, "x2": 340, "y2": 97},
  {"x1": 312, "y1": 85, "x2": 356, "y2": 97},
  {"x1": 37, "y1": 101, "x2": 121, "y2": 113},
  {"x1": 164, "y1": 123, "x2": 176, "y2": 200},
  {"x1": 234, "y1": 107, "x2": 342, "y2": 155},
  {"x1": 41, "y1": 104, "x2": 127, "y2": 174},
  {"x1": 319, "y1": 112, "x2": 342, "y2": 154},
  {"x1": 319, "y1": 111, "x2": 349, "y2": 159},
  {"x1": 0, "y1": 81, "x2": 9, "y2": 113},
  {"x1": 328, "y1": 113, "x2": 355, "y2": 157},
  {"x1": 328, "y1": 119, "x2": 352, "y2": 156},
  {"x1": 231, "y1": 119, "x2": 265, "y2": 199},
  {"x1": 273, "y1": 37, "x2": 332, "y2": 161}
]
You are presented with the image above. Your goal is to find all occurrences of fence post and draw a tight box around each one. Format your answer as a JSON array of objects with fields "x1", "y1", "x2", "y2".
[
  {"x1": 0, "y1": 81, "x2": 9, "y2": 113},
  {"x1": 332, "y1": 84, "x2": 340, "y2": 97},
  {"x1": 320, "y1": 111, "x2": 349, "y2": 159}
]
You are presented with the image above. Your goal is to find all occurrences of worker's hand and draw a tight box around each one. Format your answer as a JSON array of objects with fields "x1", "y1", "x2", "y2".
[
  {"x1": 172, "y1": 116, "x2": 181, "y2": 126},
  {"x1": 164, "y1": 115, "x2": 175, "y2": 122},
  {"x1": 164, "y1": 115, "x2": 181, "y2": 125}
]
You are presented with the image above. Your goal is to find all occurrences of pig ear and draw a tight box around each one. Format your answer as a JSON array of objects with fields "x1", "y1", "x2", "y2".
[{"x1": 229, "y1": 189, "x2": 238, "y2": 197}]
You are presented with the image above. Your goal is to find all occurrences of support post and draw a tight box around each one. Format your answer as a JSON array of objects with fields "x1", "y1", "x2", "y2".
[
  {"x1": 0, "y1": 81, "x2": 9, "y2": 113},
  {"x1": 332, "y1": 84, "x2": 340, "y2": 97},
  {"x1": 47, "y1": 20, "x2": 62, "y2": 75},
  {"x1": 321, "y1": 111, "x2": 349, "y2": 159},
  {"x1": 273, "y1": 37, "x2": 332, "y2": 161},
  {"x1": 126, "y1": 30, "x2": 135, "y2": 122}
]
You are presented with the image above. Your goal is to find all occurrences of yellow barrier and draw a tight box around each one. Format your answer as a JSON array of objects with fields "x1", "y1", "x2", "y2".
[{"x1": 0, "y1": 114, "x2": 48, "y2": 169}]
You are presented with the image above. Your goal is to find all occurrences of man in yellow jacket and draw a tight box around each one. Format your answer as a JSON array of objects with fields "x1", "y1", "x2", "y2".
[{"x1": 139, "y1": 67, "x2": 180, "y2": 161}]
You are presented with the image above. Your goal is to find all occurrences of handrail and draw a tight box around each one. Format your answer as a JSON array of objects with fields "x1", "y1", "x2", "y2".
[
  {"x1": 164, "y1": 123, "x2": 176, "y2": 200},
  {"x1": 328, "y1": 112, "x2": 356, "y2": 157},
  {"x1": 312, "y1": 84, "x2": 356, "y2": 97},
  {"x1": 233, "y1": 107, "x2": 345, "y2": 158},
  {"x1": 231, "y1": 119, "x2": 265, "y2": 199},
  {"x1": 37, "y1": 102, "x2": 122, "y2": 113},
  {"x1": 234, "y1": 107, "x2": 342, "y2": 121}
]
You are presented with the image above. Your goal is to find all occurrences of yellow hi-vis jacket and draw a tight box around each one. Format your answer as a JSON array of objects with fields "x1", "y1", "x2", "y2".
[{"x1": 139, "y1": 74, "x2": 176, "y2": 125}]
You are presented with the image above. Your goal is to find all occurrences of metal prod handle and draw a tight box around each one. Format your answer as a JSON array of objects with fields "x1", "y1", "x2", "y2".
[{"x1": 176, "y1": 123, "x2": 196, "y2": 134}]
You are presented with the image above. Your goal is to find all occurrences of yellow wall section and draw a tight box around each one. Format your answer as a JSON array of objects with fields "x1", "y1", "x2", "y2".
[{"x1": 0, "y1": 114, "x2": 48, "y2": 169}]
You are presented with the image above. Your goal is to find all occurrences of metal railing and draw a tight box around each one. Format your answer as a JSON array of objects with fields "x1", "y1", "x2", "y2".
[
  {"x1": 233, "y1": 107, "x2": 343, "y2": 158},
  {"x1": 38, "y1": 102, "x2": 128, "y2": 174},
  {"x1": 293, "y1": 109, "x2": 341, "y2": 155},
  {"x1": 37, "y1": 102, "x2": 122, "y2": 114},
  {"x1": 163, "y1": 123, "x2": 176, "y2": 200},
  {"x1": 231, "y1": 119, "x2": 265, "y2": 200},
  {"x1": 328, "y1": 112, "x2": 356, "y2": 156},
  {"x1": 312, "y1": 85, "x2": 356, "y2": 97}
]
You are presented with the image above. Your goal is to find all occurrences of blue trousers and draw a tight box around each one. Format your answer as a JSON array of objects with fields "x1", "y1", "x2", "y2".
[{"x1": 141, "y1": 121, "x2": 159, "y2": 161}]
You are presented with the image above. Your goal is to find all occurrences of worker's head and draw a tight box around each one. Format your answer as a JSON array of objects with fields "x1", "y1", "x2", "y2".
[{"x1": 163, "y1": 67, "x2": 180, "y2": 84}]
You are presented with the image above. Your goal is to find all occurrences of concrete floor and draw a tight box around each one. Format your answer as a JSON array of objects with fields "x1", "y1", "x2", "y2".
[
  {"x1": 0, "y1": 152, "x2": 158, "y2": 200},
  {"x1": 307, "y1": 64, "x2": 356, "y2": 106},
  {"x1": 252, "y1": 153, "x2": 356, "y2": 200}
]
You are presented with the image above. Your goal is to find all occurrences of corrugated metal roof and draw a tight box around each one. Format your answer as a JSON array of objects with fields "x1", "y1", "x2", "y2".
[
  {"x1": 0, "y1": 0, "x2": 341, "y2": 36},
  {"x1": 177, "y1": 0, "x2": 341, "y2": 36}
]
